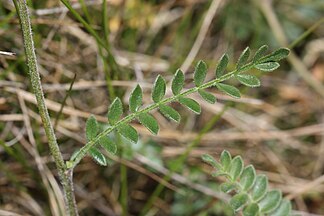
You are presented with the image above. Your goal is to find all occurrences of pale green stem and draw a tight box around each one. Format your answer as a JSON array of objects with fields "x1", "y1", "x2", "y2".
[{"x1": 13, "y1": 0, "x2": 78, "y2": 215}]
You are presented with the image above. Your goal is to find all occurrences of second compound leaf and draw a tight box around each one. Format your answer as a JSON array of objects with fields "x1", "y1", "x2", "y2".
[{"x1": 138, "y1": 113, "x2": 159, "y2": 135}]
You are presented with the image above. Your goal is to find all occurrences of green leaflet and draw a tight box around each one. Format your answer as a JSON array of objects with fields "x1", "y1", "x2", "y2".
[
  {"x1": 237, "y1": 47, "x2": 250, "y2": 70},
  {"x1": 89, "y1": 147, "x2": 107, "y2": 166},
  {"x1": 99, "y1": 135, "x2": 117, "y2": 154},
  {"x1": 129, "y1": 85, "x2": 142, "y2": 113},
  {"x1": 243, "y1": 203, "x2": 259, "y2": 216},
  {"x1": 255, "y1": 62, "x2": 280, "y2": 72},
  {"x1": 159, "y1": 104, "x2": 180, "y2": 122},
  {"x1": 229, "y1": 156, "x2": 244, "y2": 181},
  {"x1": 86, "y1": 115, "x2": 98, "y2": 141},
  {"x1": 215, "y1": 53, "x2": 229, "y2": 78},
  {"x1": 198, "y1": 89, "x2": 216, "y2": 104},
  {"x1": 172, "y1": 69, "x2": 185, "y2": 95},
  {"x1": 178, "y1": 97, "x2": 201, "y2": 114},
  {"x1": 240, "y1": 165, "x2": 256, "y2": 191},
  {"x1": 252, "y1": 45, "x2": 268, "y2": 63},
  {"x1": 202, "y1": 154, "x2": 222, "y2": 170},
  {"x1": 230, "y1": 193, "x2": 249, "y2": 211},
  {"x1": 262, "y1": 48, "x2": 290, "y2": 62},
  {"x1": 117, "y1": 124, "x2": 138, "y2": 144},
  {"x1": 236, "y1": 74, "x2": 261, "y2": 87},
  {"x1": 152, "y1": 75, "x2": 166, "y2": 103},
  {"x1": 220, "y1": 182, "x2": 236, "y2": 193},
  {"x1": 108, "y1": 97, "x2": 123, "y2": 125},
  {"x1": 259, "y1": 190, "x2": 282, "y2": 213},
  {"x1": 269, "y1": 200, "x2": 291, "y2": 216},
  {"x1": 251, "y1": 175, "x2": 268, "y2": 202},
  {"x1": 194, "y1": 60, "x2": 207, "y2": 87},
  {"x1": 216, "y1": 83, "x2": 241, "y2": 99},
  {"x1": 138, "y1": 113, "x2": 159, "y2": 135},
  {"x1": 220, "y1": 150, "x2": 231, "y2": 171}
]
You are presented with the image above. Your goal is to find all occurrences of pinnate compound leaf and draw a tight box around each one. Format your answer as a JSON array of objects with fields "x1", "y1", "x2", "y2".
[
  {"x1": 251, "y1": 175, "x2": 268, "y2": 202},
  {"x1": 216, "y1": 53, "x2": 229, "y2": 77},
  {"x1": 117, "y1": 124, "x2": 138, "y2": 144},
  {"x1": 220, "y1": 182, "x2": 237, "y2": 193},
  {"x1": 220, "y1": 150, "x2": 232, "y2": 171},
  {"x1": 108, "y1": 97, "x2": 123, "y2": 125},
  {"x1": 237, "y1": 47, "x2": 250, "y2": 70},
  {"x1": 129, "y1": 85, "x2": 142, "y2": 112},
  {"x1": 236, "y1": 74, "x2": 261, "y2": 87},
  {"x1": 243, "y1": 203, "x2": 260, "y2": 216},
  {"x1": 100, "y1": 135, "x2": 117, "y2": 154},
  {"x1": 255, "y1": 62, "x2": 280, "y2": 72},
  {"x1": 215, "y1": 83, "x2": 241, "y2": 99},
  {"x1": 230, "y1": 193, "x2": 249, "y2": 211},
  {"x1": 240, "y1": 165, "x2": 256, "y2": 191},
  {"x1": 262, "y1": 48, "x2": 290, "y2": 62},
  {"x1": 89, "y1": 147, "x2": 107, "y2": 166},
  {"x1": 252, "y1": 45, "x2": 268, "y2": 63},
  {"x1": 194, "y1": 60, "x2": 207, "y2": 86},
  {"x1": 269, "y1": 200, "x2": 291, "y2": 216},
  {"x1": 172, "y1": 69, "x2": 185, "y2": 95},
  {"x1": 229, "y1": 156, "x2": 244, "y2": 181},
  {"x1": 86, "y1": 115, "x2": 98, "y2": 141},
  {"x1": 202, "y1": 154, "x2": 222, "y2": 170},
  {"x1": 152, "y1": 75, "x2": 166, "y2": 103},
  {"x1": 159, "y1": 104, "x2": 180, "y2": 122},
  {"x1": 138, "y1": 113, "x2": 159, "y2": 135},
  {"x1": 259, "y1": 190, "x2": 282, "y2": 213},
  {"x1": 178, "y1": 97, "x2": 201, "y2": 114},
  {"x1": 198, "y1": 89, "x2": 216, "y2": 104}
]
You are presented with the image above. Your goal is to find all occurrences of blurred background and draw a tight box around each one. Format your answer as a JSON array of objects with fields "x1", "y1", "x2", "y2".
[{"x1": 1, "y1": 0, "x2": 324, "y2": 215}]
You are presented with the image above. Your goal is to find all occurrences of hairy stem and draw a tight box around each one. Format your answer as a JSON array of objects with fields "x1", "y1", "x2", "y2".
[
  {"x1": 13, "y1": 0, "x2": 78, "y2": 215},
  {"x1": 68, "y1": 61, "x2": 256, "y2": 169}
]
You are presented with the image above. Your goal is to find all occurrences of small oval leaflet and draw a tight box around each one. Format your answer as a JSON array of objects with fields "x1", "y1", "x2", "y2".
[
  {"x1": 230, "y1": 193, "x2": 249, "y2": 211},
  {"x1": 252, "y1": 45, "x2": 268, "y2": 63},
  {"x1": 202, "y1": 154, "x2": 222, "y2": 169},
  {"x1": 152, "y1": 75, "x2": 166, "y2": 103},
  {"x1": 129, "y1": 85, "x2": 142, "y2": 113},
  {"x1": 194, "y1": 60, "x2": 207, "y2": 87},
  {"x1": 240, "y1": 165, "x2": 256, "y2": 191},
  {"x1": 198, "y1": 89, "x2": 216, "y2": 104},
  {"x1": 262, "y1": 48, "x2": 290, "y2": 62},
  {"x1": 216, "y1": 53, "x2": 229, "y2": 78},
  {"x1": 251, "y1": 175, "x2": 268, "y2": 202},
  {"x1": 220, "y1": 150, "x2": 232, "y2": 171},
  {"x1": 108, "y1": 97, "x2": 123, "y2": 125},
  {"x1": 236, "y1": 74, "x2": 261, "y2": 87},
  {"x1": 178, "y1": 97, "x2": 201, "y2": 114},
  {"x1": 237, "y1": 47, "x2": 250, "y2": 70},
  {"x1": 172, "y1": 69, "x2": 185, "y2": 95},
  {"x1": 159, "y1": 104, "x2": 181, "y2": 122},
  {"x1": 229, "y1": 156, "x2": 244, "y2": 181},
  {"x1": 216, "y1": 83, "x2": 241, "y2": 99},
  {"x1": 220, "y1": 182, "x2": 236, "y2": 193},
  {"x1": 100, "y1": 135, "x2": 117, "y2": 155},
  {"x1": 269, "y1": 200, "x2": 291, "y2": 216},
  {"x1": 117, "y1": 124, "x2": 138, "y2": 144},
  {"x1": 259, "y1": 190, "x2": 282, "y2": 213},
  {"x1": 243, "y1": 203, "x2": 259, "y2": 216},
  {"x1": 86, "y1": 115, "x2": 98, "y2": 141},
  {"x1": 89, "y1": 147, "x2": 107, "y2": 166},
  {"x1": 138, "y1": 113, "x2": 159, "y2": 135},
  {"x1": 255, "y1": 62, "x2": 280, "y2": 72}
]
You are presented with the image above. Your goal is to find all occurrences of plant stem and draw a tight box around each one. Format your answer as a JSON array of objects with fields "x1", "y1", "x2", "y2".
[
  {"x1": 13, "y1": 1, "x2": 78, "y2": 215},
  {"x1": 68, "y1": 61, "x2": 257, "y2": 169}
]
